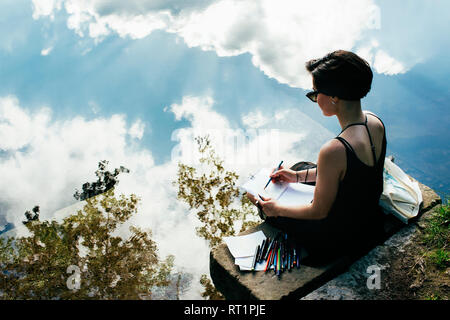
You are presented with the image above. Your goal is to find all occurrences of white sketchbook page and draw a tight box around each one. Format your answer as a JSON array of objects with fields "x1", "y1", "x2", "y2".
[
  {"x1": 241, "y1": 168, "x2": 315, "y2": 206},
  {"x1": 241, "y1": 168, "x2": 288, "y2": 200},
  {"x1": 223, "y1": 231, "x2": 267, "y2": 258},
  {"x1": 277, "y1": 183, "x2": 315, "y2": 206}
]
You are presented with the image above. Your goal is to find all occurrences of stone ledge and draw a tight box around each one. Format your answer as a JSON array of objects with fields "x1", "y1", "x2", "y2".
[{"x1": 209, "y1": 181, "x2": 441, "y2": 300}]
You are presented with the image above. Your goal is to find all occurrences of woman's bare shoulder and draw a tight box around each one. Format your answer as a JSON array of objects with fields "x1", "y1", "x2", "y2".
[
  {"x1": 363, "y1": 110, "x2": 385, "y2": 132},
  {"x1": 318, "y1": 138, "x2": 347, "y2": 180},
  {"x1": 319, "y1": 138, "x2": 346, "y2": 161}
]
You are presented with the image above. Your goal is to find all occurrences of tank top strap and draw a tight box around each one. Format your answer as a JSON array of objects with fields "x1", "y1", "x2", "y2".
[
  {"x1": 365, "y1": 112, "x2": 386, "y2": 132},
  {"x1": 364, "y1": 121, "x2": 377, "y2": 165},
  {"x1": 339, "y1": 115, "x2": 367, "y2": 134},
  {"x1": 335, "y1": 136, "x2": 356, "y2": 155},
  {"x1": 339, "y1": 115, "x2": 377, "y2": 165}
]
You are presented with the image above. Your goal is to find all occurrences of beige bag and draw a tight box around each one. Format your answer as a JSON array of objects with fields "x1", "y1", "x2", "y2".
[{"x1": 379, "y1": 157, "x2": 423, "y2": 224}]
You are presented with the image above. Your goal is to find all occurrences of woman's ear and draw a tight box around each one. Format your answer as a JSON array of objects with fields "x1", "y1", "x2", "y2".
[{"x1": 331, "y1": 96, "x2": 338, "y2": 105}]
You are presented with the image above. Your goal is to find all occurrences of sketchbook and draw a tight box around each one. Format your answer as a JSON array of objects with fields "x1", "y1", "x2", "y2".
[{"x1": 241, "y1": 168, "x2": 315, "y2": 207}]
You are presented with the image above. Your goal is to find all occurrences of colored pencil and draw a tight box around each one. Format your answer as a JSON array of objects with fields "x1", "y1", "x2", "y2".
[
  {"x1": 277, "y1": 243, "x2": 280, "y2": 273},
  {"x1": 258, "y1": 239, "x2": 265, "y2": 262},
  {"x1": 264, "y1": 248, "x2": 273, "y2": 272},
  {"x1": 251, "y1": 245, "x2": 259, "y2": 271},
  {"x1": 270, "y1": 241, "x2": 277, "y2": 268},
  {"x1": 264, "y1": 238, "x2": 274, "y2": 261}
]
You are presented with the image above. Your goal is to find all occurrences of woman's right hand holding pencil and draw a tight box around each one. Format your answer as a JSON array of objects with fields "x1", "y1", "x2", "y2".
[{"x1": 269, "y1": 165, "x2": 298, "y2": 183}]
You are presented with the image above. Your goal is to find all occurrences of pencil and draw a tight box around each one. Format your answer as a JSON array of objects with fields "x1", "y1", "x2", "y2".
[
  {"x1": 293, "y1": 248, "x2": 297, "y2": 268},
  {"x1": 288, "y1": 245, "x2": 291, "y2": 271},
  {"x1": 264, "y1": 238, "x2": 274, "y2": 260},
  {"x1": 277, "y1": 244, "x2": 280, "y2": 274},
  {"x1": 272, "y1": 242, "x2": 277, "y2": 274},
  {"x1": 262, "y1": 237, "x2": 270, "y2": 260},
  {"x1": 264, "y1": 160, "x2": 283, "y2": 189},
  {"x1": 251, "y1": 245, "x2": 259, "y2": 271},
  {"x1": 258, "y1": 239, "x2": 265, "y2": 262},
  {"x1": 292, "y1": 244, "x2": 295, "y2": 269},
  {"x1": 264, "y1": 248, "x2": 272, "y2": 272},
  {"x1": 270, "y1": 241, "x2": 277, "y2": 267},
  {"x1": 280, "y1": 242, "x2": 284, "y2": 272}
]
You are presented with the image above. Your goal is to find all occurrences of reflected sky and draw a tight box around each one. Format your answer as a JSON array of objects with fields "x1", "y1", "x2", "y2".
[{"x1": 0, "y1": 0, "x2": 449, "y2": 298}]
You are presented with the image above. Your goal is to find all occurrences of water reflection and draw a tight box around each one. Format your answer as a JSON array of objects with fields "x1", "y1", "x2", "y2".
[
  {"x1": 0, "y1": 162, "x2": 181, "y2": 299},
  {"x1": 0, "y1": 137, "x2": 262, "y2": 300}
]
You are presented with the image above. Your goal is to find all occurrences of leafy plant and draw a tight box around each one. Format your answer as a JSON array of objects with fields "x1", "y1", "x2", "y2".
[
  {"x1": 0, "y1": 163, "x2": 176, "y2": 300},
  {"x1": 173, "y1": 135, "x2": 260, "y2": 248},
  {"x1": 173, "y1": 135, "x2": 261, "y2": 300},
  {"x1": 429, "y1": 249, "x2": 449, "y2": 270},
  {"x1": 422, "y1": 200, "x2": 449, "y2": 249},
  {"x1": 73, "y1": 160, "x2": 130, "y2": 201},
  {"x1": 419, "y1": 199, "x2": 449, "y2": 272}
]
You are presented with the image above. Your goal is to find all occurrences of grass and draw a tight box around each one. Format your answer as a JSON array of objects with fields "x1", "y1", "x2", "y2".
[
  {"x1": 424, "y1": 293, "x2": 442, "y2": 300},
  {"x1": 421, "y1": 199, "x2": 449, "y2": 270},
  {"x1": 429, "y1": 249, "x2": 450, "y2": 270},
  {"x1": 411, "y1": 199, "x2": 450, "y2": 299}
]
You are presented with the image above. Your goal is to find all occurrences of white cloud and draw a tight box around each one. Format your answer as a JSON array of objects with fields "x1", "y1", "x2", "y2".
[
  {"x1": 372, "y1": 49, "x2": 407, "y2": 75},
  {"x1": 356, "y1": 40, "x2": 407, "y2": 75},
  {"x1": 174, "y1": 0, "x2": 382, "y2": 88},
  {"x1": 128, "y1": 119, "x2": 146, "y2": 140},
  {"x1": 241, "y1": 110, "x2": 270, "y2": 129},
  {"x1": 0, "y1": 96, "x2": 51, "y2": 150},
  {"x1": 40, "y1": 46, "x2": 53, "y2": 56},
  {"x1": 32, "y1": 0, "x2": 62, "y2": 20},
  {"x1": 31, "y1": 0, "x2": 409, "y2": 89},
  {"x1": 170, "y1": 95, "x2": 229, "y2": 130}
]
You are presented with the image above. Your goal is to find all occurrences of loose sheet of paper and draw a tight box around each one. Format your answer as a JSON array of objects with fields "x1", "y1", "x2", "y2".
[
  {"x1": 235, "y1": 257, "x2": 271, "y2": 271},
  {"x1": 223, "y1": 231, "x2": 266, "y2": 258},
  {"x1": 223, "y1": 231, "x2": 269, "y2": 271}
]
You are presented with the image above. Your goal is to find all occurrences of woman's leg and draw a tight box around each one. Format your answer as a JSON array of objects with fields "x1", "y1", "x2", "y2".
[{"x1": 265, "y1": 216, "x2": 323, "y2": 244}]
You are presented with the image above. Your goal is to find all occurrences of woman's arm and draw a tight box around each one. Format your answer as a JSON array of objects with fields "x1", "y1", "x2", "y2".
[
  {"x1": 260, "y1": 139, "x2": 345, "y2": 220},
  {"x1": 295, "y1": 168, "x2": 317, "y2": 184},
  {"x1": 269, "y1": 166, "x2": 317, "y2": 184}
]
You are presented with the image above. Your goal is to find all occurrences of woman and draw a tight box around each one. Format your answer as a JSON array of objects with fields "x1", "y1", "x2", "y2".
[{"x1": 246, "y1": 50, "x2": 387, "y2": 264}]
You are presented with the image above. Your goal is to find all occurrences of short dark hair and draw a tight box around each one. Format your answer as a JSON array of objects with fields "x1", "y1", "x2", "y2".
[{"x1": 305, "y1": 50, "x2": 373, "y2": 100}]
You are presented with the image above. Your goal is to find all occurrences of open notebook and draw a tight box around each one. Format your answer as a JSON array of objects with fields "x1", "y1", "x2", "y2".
[{"x1": 241, "y1": 168, "x2": 315, "y2": 207}]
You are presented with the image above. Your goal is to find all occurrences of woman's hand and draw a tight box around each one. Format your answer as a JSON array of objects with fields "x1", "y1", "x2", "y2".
[
  {"x1": 270, "y1": 165, "x2": 297, "y2": 183},
  {"x1": 258, "y1": 195, "x2": 280, "y2": 217},
  {"x1": 246, "y1": 193, "x2": 280, "y2": 217}
]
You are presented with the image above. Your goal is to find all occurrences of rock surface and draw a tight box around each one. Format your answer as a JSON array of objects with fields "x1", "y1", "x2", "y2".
[
  {"x1": 303, "y1": 181, "x2": 443, "y2": 300},
  {"x1": 210, "y1": 181, "x2": 441, "y2": 300}
]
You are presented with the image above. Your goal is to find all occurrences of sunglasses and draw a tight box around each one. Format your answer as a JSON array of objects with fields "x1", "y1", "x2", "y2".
[{"x1": 306, "y1": 90, "x2": 319, "y2": 103}]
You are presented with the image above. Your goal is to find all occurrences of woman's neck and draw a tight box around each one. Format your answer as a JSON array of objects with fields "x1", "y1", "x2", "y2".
[{"x1": 336, "y1": 100, "x2": 365, "y2": 130}]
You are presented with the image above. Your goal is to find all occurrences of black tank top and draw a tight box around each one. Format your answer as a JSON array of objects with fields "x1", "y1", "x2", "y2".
[{"x1": 322, "y1": 112, "x2": 387, "y2": 253}]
